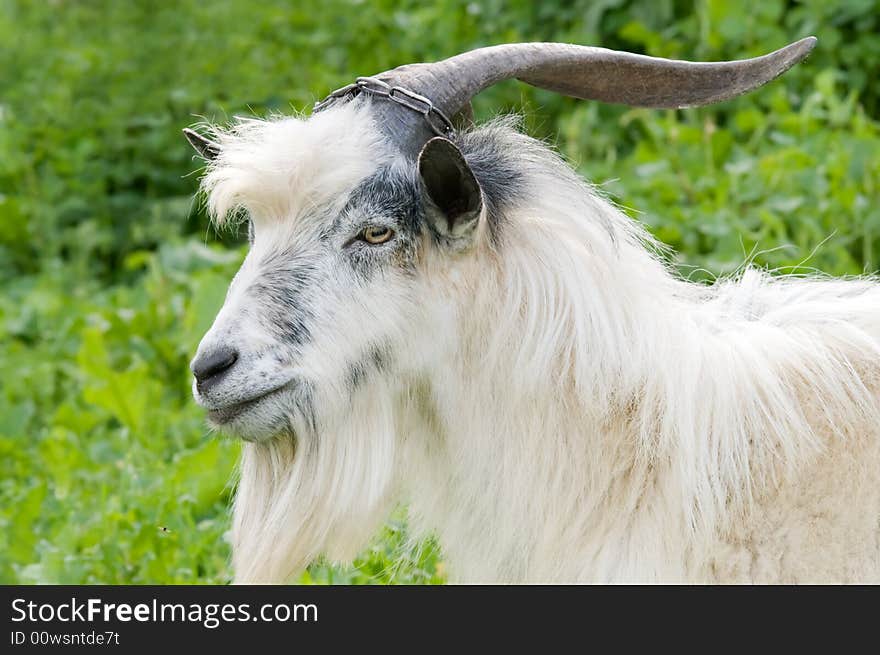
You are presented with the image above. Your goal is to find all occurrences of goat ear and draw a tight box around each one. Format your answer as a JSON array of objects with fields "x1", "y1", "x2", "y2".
[
  {"x1": 418, "y1": 137, "x2": 483, "y2": 239},
  {"x1": 182, "y1": 127, "x2": 220, "y2": 160}
]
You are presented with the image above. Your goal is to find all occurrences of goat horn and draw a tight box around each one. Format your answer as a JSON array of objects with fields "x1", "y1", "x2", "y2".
[
  {"x1": 182, "y1": 127, "x2": 221, "y2": 160},
  {"x1": 376, "y1": 37, "x2": 816, "y2": 121}
]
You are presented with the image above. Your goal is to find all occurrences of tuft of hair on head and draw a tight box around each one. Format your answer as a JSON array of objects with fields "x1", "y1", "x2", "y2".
[{"x1": 195, "y1": 102, "x2": 391, "y2": 231}]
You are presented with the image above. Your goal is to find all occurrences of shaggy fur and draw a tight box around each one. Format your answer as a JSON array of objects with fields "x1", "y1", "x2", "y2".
[{"x1": 192, "y1": 99, "x2": 880, "y2": 583}]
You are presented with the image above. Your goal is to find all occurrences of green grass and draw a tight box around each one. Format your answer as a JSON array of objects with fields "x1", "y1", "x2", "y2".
[{"x1": 1, "y1": 0, "x2": 878, "y2": 584}]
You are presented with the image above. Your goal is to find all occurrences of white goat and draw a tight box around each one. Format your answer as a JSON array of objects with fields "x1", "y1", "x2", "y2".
[{"x1": 185, "y1": 38, "x2": 880, "y2": 583}]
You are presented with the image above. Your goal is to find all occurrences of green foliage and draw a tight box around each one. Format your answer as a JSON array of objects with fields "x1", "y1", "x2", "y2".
[{"x1": 1, "y1": 0, "x2": 877, "y2": 583}]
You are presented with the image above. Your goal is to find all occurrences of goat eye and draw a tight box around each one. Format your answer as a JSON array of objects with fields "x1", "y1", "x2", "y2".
[{"x1": 361, "y1": 225, "x2": 394, "y2": 245}]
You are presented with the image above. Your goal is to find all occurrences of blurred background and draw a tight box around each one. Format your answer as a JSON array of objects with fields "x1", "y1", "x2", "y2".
[{"x1": 1, "y1": 0, "x2": 877, "y2": 583}]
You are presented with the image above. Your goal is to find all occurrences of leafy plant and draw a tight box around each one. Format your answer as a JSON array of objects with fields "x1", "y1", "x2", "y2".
[{"x1": 1, "y1": 0, "x2": 876, "y2": 583}]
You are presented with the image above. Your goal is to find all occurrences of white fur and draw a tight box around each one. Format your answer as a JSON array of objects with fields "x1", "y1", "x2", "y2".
[{"x1": 195, "y1": 103, "x2": 880, "y2": 583}]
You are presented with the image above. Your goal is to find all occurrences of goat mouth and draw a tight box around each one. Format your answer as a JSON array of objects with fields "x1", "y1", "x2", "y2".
[{"x1": 207, "y1": 387, "x2": 284, "y2": 425}]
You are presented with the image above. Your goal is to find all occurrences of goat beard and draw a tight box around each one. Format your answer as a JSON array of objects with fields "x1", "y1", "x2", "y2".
[{"x1": 230, "y1": 388, "x2": 398, "y2": 583}]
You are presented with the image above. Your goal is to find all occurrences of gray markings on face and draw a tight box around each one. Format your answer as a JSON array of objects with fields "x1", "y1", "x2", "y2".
[
  {"x1": 334, "y1": 166, "x2": 423, "y2": 279},
  {"x1": 251, "y1": 247, "x2": 316, "y2": 346},
  {"x1": 345, "y1": 342, "x2": 391, "y2": 393}
]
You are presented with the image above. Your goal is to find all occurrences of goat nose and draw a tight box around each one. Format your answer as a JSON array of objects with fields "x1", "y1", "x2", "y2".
[{"x1": 191, "y1": 346, "x2": 238, "y2": 390}]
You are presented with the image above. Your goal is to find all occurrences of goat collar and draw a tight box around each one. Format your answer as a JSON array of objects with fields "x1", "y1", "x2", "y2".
[{"x1": 314, "y1": 76, "x2": 456, "y2": 139}]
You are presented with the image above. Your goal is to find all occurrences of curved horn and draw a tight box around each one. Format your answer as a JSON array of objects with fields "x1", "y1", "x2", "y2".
[
  {"x1": 183, "y1": 127, "x2": 221, "y2": 160},
  {"x1": 377, "y1": 37, "x2": 817, "y2": 120}
]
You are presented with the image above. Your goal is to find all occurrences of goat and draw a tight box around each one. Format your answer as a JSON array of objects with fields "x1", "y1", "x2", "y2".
[{"x1": 185, "y1": 38, "x2": 880, "y2": 583}]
